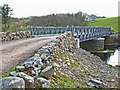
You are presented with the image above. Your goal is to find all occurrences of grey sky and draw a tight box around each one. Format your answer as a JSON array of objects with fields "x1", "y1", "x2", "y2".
[{"x1": 0, "y1": 0, "x2": 119, "y2": 18}]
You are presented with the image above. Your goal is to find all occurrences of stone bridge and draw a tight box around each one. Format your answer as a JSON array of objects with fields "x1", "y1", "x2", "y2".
[{"x1": 27, "y1": 26, "x2": 113, "y2": 42}]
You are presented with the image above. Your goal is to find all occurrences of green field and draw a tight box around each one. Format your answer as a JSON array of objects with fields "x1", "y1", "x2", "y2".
[
  {"x1": 89, "y1": 17, "x2": 120, "y2": 32},
  {"x1": 5, "y1": 18, "x2": 30, "y2": 32}
]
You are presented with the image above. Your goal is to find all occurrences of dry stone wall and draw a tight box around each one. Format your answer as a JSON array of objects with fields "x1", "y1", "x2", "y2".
[
  {"x1": 0, "y1": 31, "x2": 31, "y2": 42},
  {"x1": 0, "y1": 32, "x2": 77, "y2": 89}
]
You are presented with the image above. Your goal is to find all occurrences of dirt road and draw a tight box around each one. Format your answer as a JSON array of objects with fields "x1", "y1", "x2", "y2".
[{"x1": 0, "y1": 36, "x2": 58, "y2": 74}]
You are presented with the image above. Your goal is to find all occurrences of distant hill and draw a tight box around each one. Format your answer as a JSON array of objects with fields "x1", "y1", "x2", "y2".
[{"x1": 89, "y1": 17, "x2": 120, "y2": 32}]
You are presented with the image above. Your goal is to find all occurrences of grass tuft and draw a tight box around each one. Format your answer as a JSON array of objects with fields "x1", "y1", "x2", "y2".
[{"x1": 2, "y1": 67, "x2": 16, "y2": 78}]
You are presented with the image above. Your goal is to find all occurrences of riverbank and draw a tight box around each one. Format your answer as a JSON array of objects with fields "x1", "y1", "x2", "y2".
[{"x1": 0, "y1": 33, "x2": 119, "y2": 89}]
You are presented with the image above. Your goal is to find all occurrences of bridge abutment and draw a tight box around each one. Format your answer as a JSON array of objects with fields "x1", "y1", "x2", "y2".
[
  {"x1": 80, "y1": 38, "x2": 105, "y2": 51},
  {"x1": 104, "y1": 34, "x2": 118, "y2": 49},
  {"x1": 104, "y1": 35, "x2": 116, "y2": 45}
]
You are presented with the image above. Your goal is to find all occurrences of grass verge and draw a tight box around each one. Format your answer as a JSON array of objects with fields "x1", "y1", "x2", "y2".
[
  {"x1": 2, "y1": 66, "x2": 16, "y2": 78},
  {"x1": 89, "y1": 17, "x2": 120, "y2": 32}
]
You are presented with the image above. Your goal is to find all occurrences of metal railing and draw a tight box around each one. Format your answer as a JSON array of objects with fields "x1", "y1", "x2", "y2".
[{"x1": 27, "y1": 26, "x2": 113, "y2": 42}]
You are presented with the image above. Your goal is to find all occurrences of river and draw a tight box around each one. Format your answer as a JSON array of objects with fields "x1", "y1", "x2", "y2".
[
  {"x1": 91, "y1": 47, "x2": 120, "y2": 67},
  {"x1": 106, "y1": 47, "x2": 120, "y2": 66}
]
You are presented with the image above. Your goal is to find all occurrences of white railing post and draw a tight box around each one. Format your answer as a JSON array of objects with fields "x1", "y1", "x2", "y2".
[{"x1": 77, "y1": 38, "x2": 80, "y2": 48}]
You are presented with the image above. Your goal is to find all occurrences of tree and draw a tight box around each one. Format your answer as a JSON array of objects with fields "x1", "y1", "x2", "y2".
[
  {"x1": 29, "y1": 12, "x2": 88, "y2": 26},
  {"x1": 0, "y1": 4, "x2": 13, "y2": 32}
]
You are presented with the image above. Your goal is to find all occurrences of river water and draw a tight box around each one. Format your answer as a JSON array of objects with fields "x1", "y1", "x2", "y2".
[
  {"x1": 106, "y1": 47, "x2": 120, "y2": 66},
  {"x1": 92, "y1": 47, "x2": 120, "y2": 66}
]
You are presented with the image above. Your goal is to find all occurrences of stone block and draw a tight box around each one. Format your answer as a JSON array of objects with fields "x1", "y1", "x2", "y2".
[
  {"x1": 87, "y1": 79, "x2": 103, "y2": 88},
  {"x1": 9, "y1": 71, "x2": 17, "y2": 76},
  {"x1": 0, "y1": 77, "x2": 25, "y2": 90},
  {"x1": 41, "y1": 66, "x2": 54, "y2": 78},
  {"x1": 16, "y1": 66, "x2": 25, "y2": 72},
  {"x1": 16, "y1": 72, "x2": 34, "y2": 88},
  {"x1": 37, "y1": 77, "x2": 50, "y2": 88}
]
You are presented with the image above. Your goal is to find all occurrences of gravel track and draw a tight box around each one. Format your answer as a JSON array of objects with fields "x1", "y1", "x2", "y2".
[{"x1": 0, "y1": 36, "x2": 58, "y2": 74}]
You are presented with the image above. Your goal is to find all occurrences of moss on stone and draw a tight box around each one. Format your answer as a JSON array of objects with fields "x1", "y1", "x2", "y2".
[
  {"x1": 49, "y1": 71, "x2": 92, "y2": 88},
  {"x1": 50, "y1": 71, "x2": 79, "y2": 88},
  {"x1": 58, "y1": 51, "x2": 66, "y2": 58}
]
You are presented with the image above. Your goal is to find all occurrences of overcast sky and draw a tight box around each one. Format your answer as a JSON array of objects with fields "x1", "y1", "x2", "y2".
[{"x1": 0, "y1": 0, "x2": 119, "y2": 18}]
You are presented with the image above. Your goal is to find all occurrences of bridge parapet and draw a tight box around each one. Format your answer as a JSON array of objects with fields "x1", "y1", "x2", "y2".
[{"x1": 27, "y1": 26, "x2": 113, "y2": 42}]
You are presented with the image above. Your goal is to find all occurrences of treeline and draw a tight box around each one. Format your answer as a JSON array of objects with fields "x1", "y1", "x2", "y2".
[{"x1": 29, "y1": 12, "x2": 89, "y2": 26}]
